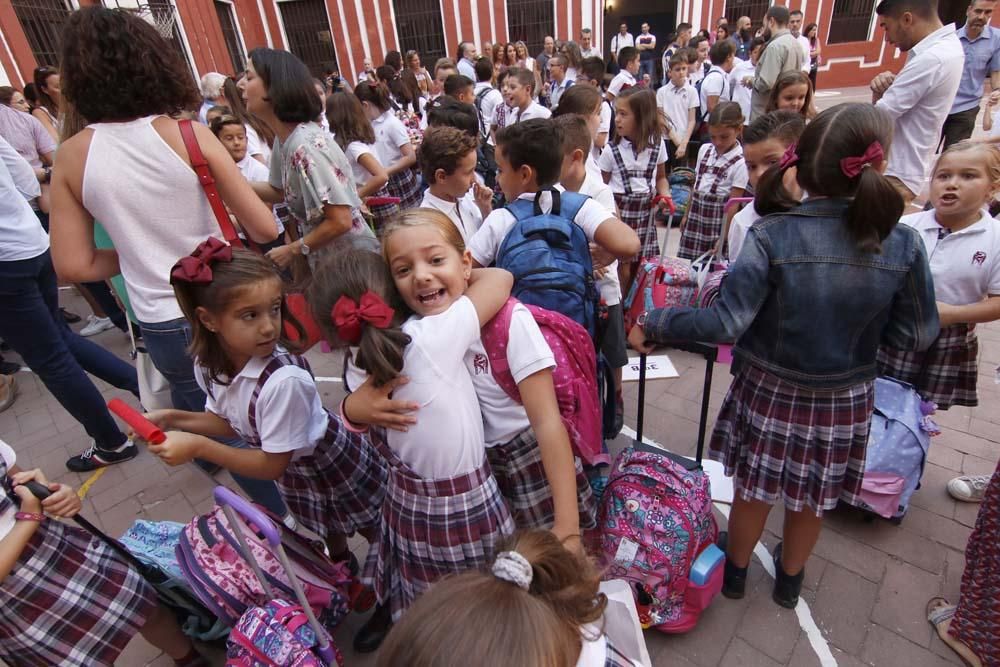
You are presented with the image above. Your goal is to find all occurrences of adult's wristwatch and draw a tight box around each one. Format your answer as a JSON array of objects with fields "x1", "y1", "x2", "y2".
[
  {"x1": 636, "y1": 311, "x2": 649, "y2": 328},
  {"x1": 298, "y1": 239, "x2": 311, "y2": 256}
]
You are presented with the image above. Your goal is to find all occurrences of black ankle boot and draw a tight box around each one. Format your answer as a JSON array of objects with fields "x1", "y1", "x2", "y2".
[
  {"x1": 772, "y1": 543, "x2": 804, "y2": 609},
  {"x1": 722, "y1": 559, "x2": 748, "y2": 599},
  {"x1": 353, "y1": 602, "x2": 392, "y2": 653}
]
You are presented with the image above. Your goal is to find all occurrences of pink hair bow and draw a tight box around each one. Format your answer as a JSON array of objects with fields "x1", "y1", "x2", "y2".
[
  {"x1": 778, "y1": 142, "x2": 799, "y2": 170},
  {"x1": 170, "y1": 237, "x2": 232, "y2": 285},
  {"x1": 840, "y1": 141, "x2": 884, "y2": 178}
]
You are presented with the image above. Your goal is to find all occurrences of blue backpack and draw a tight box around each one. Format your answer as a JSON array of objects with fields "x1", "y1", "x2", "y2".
[{"x1": 496, "y1": 190, "x2": 599, "y2": 340}]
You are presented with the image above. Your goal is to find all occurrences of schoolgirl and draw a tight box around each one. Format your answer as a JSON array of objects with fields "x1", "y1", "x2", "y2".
[
  {"x1": 678, "y1": 101, "x2": 748, "y2": 260},
  {"x1": 146, "y1": 245, "x2": 387, "y2": 567},
  {"x1": 354, "y1": 80, "x2": 422, "y2": 210},
  {"x1": 0, "y1": 442, "x2": 205, "y2": 666},
  {"x1": 553, "y1": 83, "x2": 606, "y2": 181},
  {"x1": 765, "y1": 70, "x2": 815, "y2": 120},
  {"x1": 325, "y1": 92, "x2": 397, "y2": 229},
  {"x1": 878, "y1": 141, "x2": 1000, "y2": 410},
  {"x1": 628, "y1": 103, "x2": 939, "y2": 609},
  {"x1": 306, "y1": 212, "x2": 516, "y2": 649}
]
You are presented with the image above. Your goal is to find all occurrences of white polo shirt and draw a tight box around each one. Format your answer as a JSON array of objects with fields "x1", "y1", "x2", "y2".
[
  {"x1": 597, "y1": 139, "x2": 668, "y2": 194},
  {"x1": 899, "y1": 209, "x2": 1000, "y2": 305},
  {"x1": 727, "y1": 202, "x2": 761, "y2": 261},
  {"x1": 574, "y1": 173, "x2": 623, "y2": 306},
  {"x1": 796, "y1": 34, "x2": 812, "y2": 72},
  {"x1": 474, "y1": 82, "x2": 504, "y2": 140},
  {"x1": 729, "y1": 58, "x2": 756, "y2": 124},
  {"x1": 656, "y1": 80, "x2": 699, "y2": 138},
  {"x1": 499, "y1": 101, "x2": 552, "y2": 129},
  {"x1": 876, "y1": 23, "x2": 964, "y2": 196},
  {"x1": 698, "y1": 66, "x2": 731, "y2": 119},
  {"x1": 420, "y1": 189, "x2": 483, "y2": 244},
  {"x1": 594, "y1": 100, "x2": 613, "y2": 164},
  {"x1": 608, "y1": 70, "x2": 636, "y2": 98}
]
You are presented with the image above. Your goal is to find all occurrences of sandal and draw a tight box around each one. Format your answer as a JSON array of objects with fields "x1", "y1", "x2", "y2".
[{"x1": 926, "y1": 597, "x2": 982, "y2": 667}]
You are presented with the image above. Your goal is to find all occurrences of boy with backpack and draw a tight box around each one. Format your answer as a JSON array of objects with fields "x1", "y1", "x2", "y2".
[{"x1": 473, "y1": 57, "x2": 503, "y2": 186}]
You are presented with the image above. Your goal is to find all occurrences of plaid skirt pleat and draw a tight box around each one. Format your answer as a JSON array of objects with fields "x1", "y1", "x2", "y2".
[
  {"x1": 949, "y1": 460, "x2": 1000, "y2": 664},
  {"x1": 277, "y1": 411, "x2": 388, "y2": 539},
  {"x1": 367, "y1": 186, "x2": 401, "y2": 232},
  {"x1": 486, "y1": 427, "x2": 598, "y2": 531},
  {"x1": 614, "y1": 192, "x2": 656, "y2": 262},
  {"x1": 0, "y1": 521, "x2": 157, "y2": 667},
  {"x1": 876, "y1": 324, "x2": 979, "y2": 409},
  {"x1": 678, "y1": 190, "x2": 726, "y2": 260},
  {"x1": 387, "y1": 169, "x2": 423, "y2": 211},
  {"x1": 708, "y1": 363, "x2": 874, "y2": 516},
  {"x1": 361, "y1": 456, "x2": 515, "y2": 620}
]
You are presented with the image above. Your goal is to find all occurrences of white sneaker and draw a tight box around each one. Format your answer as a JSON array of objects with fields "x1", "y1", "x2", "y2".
[
  {"x1": 80, "y1": 316, "x2": 116, "y2": 337},
  {"x1": 947, "y1": 474, "x2": 991, "y2": 503}
]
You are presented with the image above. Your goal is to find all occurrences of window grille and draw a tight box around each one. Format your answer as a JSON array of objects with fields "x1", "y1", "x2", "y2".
[
  {"x1": 392, "y1": 0, "x2": 446, "y2": 63},
  {"x1": 827, "y1": 0, "x2": 876, "y2": 44},
  {"x1": 10, "y1": 0, "x2": 71, "y2": 67},
  {"x1": 278, "y1": 0, "x2": 339, "y2": 76},
  {"x1": 506, "y1": 0, "x2": 554, "y2": 56},
  {"x1": 724, "y1": 0, "x2": 771, "y2": 31},
  {"x1": 146, "y1": 0, "x2": 196, "y2": 78},
  {"x1": 215, "y1": 1, "x2": 246, "y2": 76}
]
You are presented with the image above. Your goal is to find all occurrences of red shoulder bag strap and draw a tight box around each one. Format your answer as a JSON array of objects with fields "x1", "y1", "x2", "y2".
[{"x1": 178, "y1": 119, "x2": 245, "y2": 249}]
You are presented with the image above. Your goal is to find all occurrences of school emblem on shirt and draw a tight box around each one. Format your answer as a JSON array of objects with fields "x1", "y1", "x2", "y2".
[
  {"x1": 972, "y1": 251, "x2": 987, "y2": 266},
  {"x1": 473, "y1": 354, "x2": 489, "y2": 375}
]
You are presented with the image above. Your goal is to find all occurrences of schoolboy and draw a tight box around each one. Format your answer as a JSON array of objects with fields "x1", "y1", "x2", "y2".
[
  {"x1": 444, "y1": 74, "x2": 476, "y2": 105},
  {"x1": 656, "y1": 54, "x2": 698, "y2": 161},
  {"x1": 701, "y1": 40, "x2": 736, "y2": 120},
  {"x1": 498, "y1": 67, "x2": 551, "y2": 129},
  {"x1": 418, "y1": 125, "x2": 491, "y2": 243},
  {"x1": 607, "y1": 47, "x2": 640, "y2": 101}
]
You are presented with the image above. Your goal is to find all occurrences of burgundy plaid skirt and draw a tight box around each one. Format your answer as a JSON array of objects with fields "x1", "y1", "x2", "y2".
[
  {"x1": 278, "y1": 412, "x2": 388, "y2": 539},
  {"x1": 949, "y1": 459, "x2": 999, "y2": 663},
  {"x1": 367, "y1": 186, "x2": 401, "y2": 232},
  {"x1": 387, "y1": 169, "x2": 423, "y2": 211},
  {"x1": 486, "y1": 427, "x2": 598, "y2": 532},
  {"x1": 0, "y1": 521, "x2": 157, "y2": 666},
  {"x1": 362, "y1": 455, "x2": 515, "y2": 620},
  {"x1": 678, "y1": 190, "x2": 726, "y2": 260},
  {"x1": 709, "y1": 363, "x2": 875, "y2": 516},
  {"x1": 876, "y1": 324, "x2": 979, "y2": 409},
  {"x1": 614, "y1": 192, "x2": 657, "y2": 262}
]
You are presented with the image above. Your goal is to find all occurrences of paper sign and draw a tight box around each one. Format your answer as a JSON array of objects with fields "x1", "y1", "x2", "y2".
[
  {"x1": 614, "y1": 537, "x2": 640, "y2": 564},
  {"x1": 622, "y1": 355, "x2": 679, "y2": 382}
]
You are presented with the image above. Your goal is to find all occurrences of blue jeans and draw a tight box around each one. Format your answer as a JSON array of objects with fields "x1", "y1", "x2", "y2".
[
  {"x1": 138, "y1": 317, "x2": 287, "y2": 516},
  {"x1": 639, "y1": 58, "x2": 656, "y2": 83},
  {"x1": 0, "y1": 251, "x2": 136, "y2": 450}
]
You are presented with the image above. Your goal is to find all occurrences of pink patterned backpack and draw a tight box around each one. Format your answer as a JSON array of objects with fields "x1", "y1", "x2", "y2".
[
  {"x1": 623, "y1": 251, "x2": 727, "y2": 334},
  {"x1": 480, "y1": 298, "x2": 606, "y2": 466},
  {"x1": 227, "y1": 599, "x2": 341, "y2": 667}
]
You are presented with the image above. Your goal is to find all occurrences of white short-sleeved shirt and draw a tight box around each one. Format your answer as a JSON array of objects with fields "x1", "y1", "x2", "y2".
[
  {"x1": 371, "y1": 110, "x2": 411, "y2": 169},
  {"x1": 592, "y1": 101, "x2": 614, "y2": 165},
  {"x1": 608, "y1": 71, "x2": 636, "y2": 98},
  {"x1": 796, "y1": 34, "x2": 812, "y2": 72},
  {"x1": 694, "y1": 143, "x2": 748, "y2": 194},
  {"x1": 466, "y1": 303, "x2": 554, "y2": 446},
  {"x1": 0, "y1": 135, "x2": 48, "y2": 263},
  {"x1": 194, "y1": 351, "x2": 328, "y2": 458},
  {"x1": 245, "y1": 125, "x2": 272, "y2": 166},
  {"x1": 576, "y1": 172, "x2": 622, "y2": 306},
  {"x1": 597, "y1": 139, "x2": 668, "y2": 195},
  {"x1": 727, "y1": 202, "x2": 761, "y2": 261},
  {"x1": 991, "y1": 110, "x2": 1000, "y2": 138},
  {"x1": 390, "y1": 297, "x2": 487, "y2": 479},
  {"x1": 237, "y1": 155, "x2": 285, "y2": 235},
  {"x1": 420, "y1": 189, "x2": 483, "y2": 244},
  {"x1": 688, "y1": 62, "x2": 707, "y2": 87},
  {"x1": 469, "y1": 191, "x2": 613, "y2": 267},
  {"x1": 0, "y1": 440, "x2": 18, "y2": 542},
  {"x1": 699, "y1": 66, "x2": 731, "y2": 116},
  {"x1": 656, "y1": 81, "x2": 699, "y2": 137},
  {"x1": 504, "y1": 101, "x2": 552, "y2": 127},
  {"x1": 344, "y1": 141, "x2": 380, "y2": 187},
  {"x1": 729, "y1": 59, "x2": 756, "y2": 124},
  {"x1": 899, "y1": 209, "x2": 1000, "y2": 304},
  {"x1": 474, "y1": 83, "x2": 504, "y2": 138}
]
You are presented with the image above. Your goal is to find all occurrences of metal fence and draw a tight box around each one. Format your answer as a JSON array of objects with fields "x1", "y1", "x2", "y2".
[
  {"x1": 724, "y1": 0, "x2": 771, "y2": 30},
  {"x1": 278, "y1": 0, "x2": 339, "y2": 77},
  {"x1": 392, "y1": 0, "x2": 446, "y2": 63},
  {"x1": 827, "y1": 0, "x2": 876, "y2": 43},
  {"x1": 10, "y1": 0, "x2": 70, "y2": 67},
  {"x1": 506, "y1": 0, "x2": 554, "y2": 55}
]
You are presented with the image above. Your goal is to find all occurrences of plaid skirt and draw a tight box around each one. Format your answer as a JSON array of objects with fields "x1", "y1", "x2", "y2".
[
  {"x1": 486, "y1": 427, "x2": 598, "y2": 532},
  {"x1": 614, "y1": 192, "x2": 657, "y2": 262},
  {"x1": 0, "y1": 520, "x2": 157, "y2": 666},
  {"x1": 387, "y1": 169, "x2": 423, "y2": 211},
  {"x1": 678, "y1": 189, "x2": 726, "y2": 260},
  {"x1": 709, "y1": 363, "x2": 875, "y2": 516},
  {"x1": 876, "y1": 324, "x2": 979, "y2": 409},
  {"x1": 367, "y1": 186, "x2": 400, "y2": 232},
  {"x1": 950, "y1": 460, "x2": 1000, "y2": 663},
  {"x1": 362, "y1": 455, "x2": 515, "y2": 620},
  {"x1": 278, "y1": 412, "x2": 388, "y2": 539}
]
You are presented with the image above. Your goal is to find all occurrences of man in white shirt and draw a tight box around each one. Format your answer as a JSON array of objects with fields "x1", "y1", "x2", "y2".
[
  {"x1": 610, "y1": 23, "x2": 635, "y2": 58},
  {"x1": 356, "y1": 58, "x2": 375, "y2": 86},
  {"x1": 456, "y1": 42, "x2": 477, "y2": 81},
  {"x1": 871, "y1": 0, "x2": 964, "y2": 203},
  {"x1": 580, "y1": 28, "x2": 602, "y2": 59},
  {"x1": 789, "y1": 10, "x2": 813, "y2": 73},
  {"x1": 636, "y1": 23, "x2": 658, "y2": 83}
]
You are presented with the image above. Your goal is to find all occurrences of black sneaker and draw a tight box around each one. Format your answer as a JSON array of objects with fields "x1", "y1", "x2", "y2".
[
  {"x1": 66, "y1": 442, "x2": 138, "y2": 472},
  {"x1": 0, "y1": 361, "x2": 21, "y2": 375},
  {"x1": 60, "y1": 308, "x2": 82, "y2": 324}
]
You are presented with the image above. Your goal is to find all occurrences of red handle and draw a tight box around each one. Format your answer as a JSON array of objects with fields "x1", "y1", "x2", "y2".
[
  {"x1": 108, "y1": 399, "x2": 166, "y2": 444},
  {"x1": 651, "y1": 194, "x2": 676, "y2": 215}
]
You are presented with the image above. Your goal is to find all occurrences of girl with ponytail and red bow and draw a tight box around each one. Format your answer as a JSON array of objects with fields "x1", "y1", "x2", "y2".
[
  {"x1": 143, "y1": 241, "x2": 387, "y2": 575},
  {"x1": 628, "y1": 103, "x2": 940, "y2": 609}
]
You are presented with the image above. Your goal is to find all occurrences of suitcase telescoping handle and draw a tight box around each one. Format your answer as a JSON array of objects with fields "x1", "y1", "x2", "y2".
[{"x1": 213, "y1": 487, "x2": 338, "y2": 667}]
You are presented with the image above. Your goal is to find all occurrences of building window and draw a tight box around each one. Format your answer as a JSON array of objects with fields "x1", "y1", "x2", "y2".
[
  {"x1": 724, "y1": 0, "x2": 771, "y2": 31},
  {"x1": 215, "y1": 1, "x2": 246, "y2": 76},
  {"x1": 392, "y1": 0, "x2": 446, "y2": 64},
  {"x1": 10, "y1": 0, "x2": 71, "y2": 67},
  {"x1": 827, "y1": 0, "x2": 876, "y2": 43},
  {"x1": 145, "y1": 0, "x2": 196, "y2": 78},
  {"x1": 278, "y1": 0, "x2": 339, "y2": 77},
  {"x1": 506, "y1": 0, "x2": 554, "y2": 56}
]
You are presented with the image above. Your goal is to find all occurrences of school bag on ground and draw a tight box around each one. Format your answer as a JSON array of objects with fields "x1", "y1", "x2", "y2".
[
  {"x1": 495, "y1": 189, "x2": 600, "y2": 340},
  {"x1": 598, "y1": 347, "x2": 723, "y2": 634},
  {"x1": 843, "y1": 377, "x2": 940, "y2": 523},
  {"x1": 667, "y1": 167, "x2": 696, "y2": 226},
  {"x1": 480, "y1": 298, "x2": 607, "y2": 467}
]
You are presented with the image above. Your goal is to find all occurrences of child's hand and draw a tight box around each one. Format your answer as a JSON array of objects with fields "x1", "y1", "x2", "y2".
[
  {"x1": 472, "y1": 182, "x2": 494, "y2": 215},
  {"x1": 989, "y1": 91, "x2": 1000, "y2": 108},
  {"x1": 143, "y1": 409, "x2": 173, "y2": 431},
  {"x1": 10, "y1": 469, "x2": 80, "y2": 516},
  {"x1": 148, "y1": 432, "x2": 203, "y2": 466},
  {"x1": 345, "y1": 376, "x2": 420, "y2": 432},
  {"x1": 675, "y1": 142, "x2": 687, "y2": 159},
  {"x1": 628, "y1": 323, "x2": 656, "y2": 354}
]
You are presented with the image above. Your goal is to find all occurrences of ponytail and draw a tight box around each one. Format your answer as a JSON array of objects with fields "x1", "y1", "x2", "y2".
[{"x1": 846, "y1": 166, "x2": 903, "y2": 254}]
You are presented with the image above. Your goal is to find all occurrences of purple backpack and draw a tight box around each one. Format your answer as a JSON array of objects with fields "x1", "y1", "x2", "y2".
[
  {"x1": 598, "y1": 445, "x2": 719, "y2": 633},
  {"x1": 226, "y1": 599, "x2": 341, "y2": 667}
]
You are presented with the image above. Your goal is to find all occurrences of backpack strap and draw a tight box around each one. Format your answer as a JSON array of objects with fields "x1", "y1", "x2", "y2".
[
  {"x1": 475, "y1": 87, "x2": 491, "y2": 138},
  {"x1": 247, "y1": 353, "x2": 313, "y2": 441},
  {"x1": 478, "y1": 298, "x2": 521, "y2": 404}
]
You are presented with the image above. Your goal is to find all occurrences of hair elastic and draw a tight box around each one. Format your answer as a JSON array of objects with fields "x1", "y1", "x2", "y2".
[
  {"x1": 169, "y1": 237, "x2": 232, "y2": 285},
  {"x1": 331, "y1": 292, "x2": 395, "y2": 344},
  {"x1": 840, "y1": 141, "x2": 884, "y2": 179},
  {"x1": 492, "y1": 550, "x2": 533, "y2": 590}
]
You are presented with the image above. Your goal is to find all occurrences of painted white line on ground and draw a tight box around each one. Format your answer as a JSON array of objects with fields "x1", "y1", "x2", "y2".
[
  {"x1": 314, "y1": 376, "x2": 343, "y2": 383},
  {"x1": 617, "y1": 426, "x2": 837, "y2": 667}
]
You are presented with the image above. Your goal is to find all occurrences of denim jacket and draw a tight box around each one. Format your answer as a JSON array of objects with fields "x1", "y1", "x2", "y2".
[{"x1": 645, "y1": 198, "x2": 940, "y2": 389}]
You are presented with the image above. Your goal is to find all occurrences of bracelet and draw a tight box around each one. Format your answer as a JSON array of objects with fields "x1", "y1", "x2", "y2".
[
  {"x1": 339, "y1": 398, "x2": 369, "y2": 434},
  {"x1": 15, "y1": 512, "x2": 44, "y2": 523}
]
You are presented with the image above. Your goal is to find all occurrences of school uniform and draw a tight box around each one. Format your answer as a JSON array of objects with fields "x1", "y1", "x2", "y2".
[
  {"x1": 698, "y1": 65, "x2": 731, "y2": 117},
  {"x1": 729, "y1": 58, "x2": 756, "y2": 124},
  {"x1": 362, "y1": 297, "x2": 514, "y2": 620},
  {"x1": 592, "y1": 100, "x2": 614, "y2": 167},
  {"x1": 419, "y1": 189, "x2": 483, "y2": 244},
  {"x1": 597, "y1": 138, "x2": 669, "y2": 261},
  {"x1": 501, "y1": 101, "x2": 553, "y2": 129},
  {"x1": 877, "y1": 209, "x2": 1000, "y2": 408},
  {"x1": 195, "y1": 350, "x2": 387, "y2": 539},
  {"x1": 237, "y1": 154, "x2": 287, "y2": 243},
  {"x1": 345, "y1": 140, "x2": 398, "y2": 228},
  {"x1": 576, "y1": 624, "x2": 642, "y2": 666},
  {"x1": 726, "y1": 201, "x2": 761, "y2": 261},
  {"x1": 678, "y1": 142, "x2": 747, "y2": 260},
  {"x1": 0, "y1": 440, "x2": 158, "y2": 666},
  {"x1": 371, "y1": 110, "x2": 422, "y2": 210},
  {"x1": 607, "y1": 70, "x2": 636, "y2": 98},
  {"x1": 656, "y1": 80, "x2": 699, "y2": 145}
]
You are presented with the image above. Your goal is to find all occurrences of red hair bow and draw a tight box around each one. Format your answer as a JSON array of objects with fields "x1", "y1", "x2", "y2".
[
  {"x1": 840, "y1": 141, "x2": 884, "y2": 179},
  {"x1": 170, "y1": 237, "x2": 232, "y2": 284},
  {"x1": 332, "y1": 292, "x2": 395, "y2": 344},
  {"x1": 778, "y1": 143, "x2": 799, "y2": 170}
]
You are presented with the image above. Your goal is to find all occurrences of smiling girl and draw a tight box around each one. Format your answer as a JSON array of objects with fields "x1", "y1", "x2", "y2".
[{"x1": 765, "y1": 71, "x2": 814, "y2": 120}]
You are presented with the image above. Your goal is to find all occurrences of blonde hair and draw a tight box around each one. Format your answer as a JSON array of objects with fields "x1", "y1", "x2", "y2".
[
  {"x1": 381, "y1": 208, "x2": 467, "y2": 265},
  {"x1": 934, "y1": 141, "x2": 1000, "y2": 194}
]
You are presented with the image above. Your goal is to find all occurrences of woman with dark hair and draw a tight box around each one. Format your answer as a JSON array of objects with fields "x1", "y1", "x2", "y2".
[
  {"x1": 49, "y1": 7, "x2": 286, "y2": 519},
  {"x1": 0, "y1": 86, "x2": 31, "y2": 114},
  {"x1": 31, "y1": 66, "x2": 60, "y2": 140},
  {"x1": 804, "y1": 23, "x2": 821, "y2": 90},
  {"x1": 244, "y1": 47, "x2": 377, "y2": 270},
  {"x1": 405, "y1": 50, "x2": 432, "y2": 95},
  {"x1": 384, "y1": 50, "x2": 403, "y2": 73},
  {"x1": 222, "y1": 76, "x2": 274, "y2": 165},
  {"x1": 716, "y1": 24, "x2": 731, "y2": 42},
  {"x1": 560, "y1": 40, "x2": 583, "y2": 80}
]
